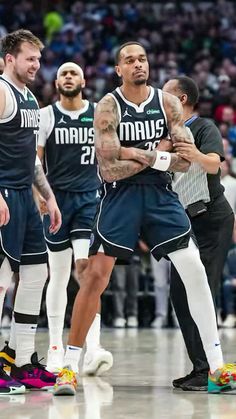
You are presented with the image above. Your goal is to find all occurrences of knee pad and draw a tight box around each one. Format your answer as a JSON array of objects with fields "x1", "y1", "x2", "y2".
[
  {"x1": 14, "y1": 263, "x2": 48, "y2": 315},
  {"x1": 46, "y1": 248, "x2": 73, "y2": 316}
]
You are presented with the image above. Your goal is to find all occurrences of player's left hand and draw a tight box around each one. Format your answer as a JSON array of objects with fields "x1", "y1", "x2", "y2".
[
  {"x1": 45, "y1": 196, "x2": 62, "y2": 234},
  {"x1": 173, "y1": 142, "x2": 201, "y2": 163}
]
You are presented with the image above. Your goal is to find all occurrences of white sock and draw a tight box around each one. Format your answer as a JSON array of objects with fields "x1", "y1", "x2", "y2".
[
  {"x1": 9, "y1": 315, "x2": 16, "y2": 350},
  {"x1": 14, "y1": 323, "x2": 37, "y2": 366},
  {"x1": 86, "y1": 313, "x2": 101, "y2": 353},
  {"x1": 46, "y1": 248, "x2": 73, "y2": 349},
  {"x1": 168, "y1": 238, "x2": 224, "y2": 373},
  {"x1": 64, "y1": 345, "x2": 83, "y2": 373}
]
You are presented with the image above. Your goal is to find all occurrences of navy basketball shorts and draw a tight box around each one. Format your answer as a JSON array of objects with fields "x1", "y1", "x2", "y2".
[
  {"x1": 90, "y1": 182, "x2": 191, "y2": 261},
  {"x1": 44, "y1": 189, "x2": 99, "y2": 251},
  {"x1": 0, "y1": 188, "x2": 48, "y2": 272}
]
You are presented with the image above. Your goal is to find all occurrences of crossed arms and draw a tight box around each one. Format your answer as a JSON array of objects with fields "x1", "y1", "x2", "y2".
[{"x1": 94, "y1": 91, "x2": 192, "y2": 183}]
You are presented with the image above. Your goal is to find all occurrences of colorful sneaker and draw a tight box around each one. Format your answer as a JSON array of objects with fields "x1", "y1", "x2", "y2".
[
  {"x1": 208, "y1": 364, "x2": 236, "y2": 393},
  {"x1": 0, "y1": 366, "x2": 25, "y2": 394},
  {"x1": 53, "y1": 367, "x2": 77, "y2": 396},
  {"x1": 11, "y1": 352, "x2": 56, "y2": 390},
  {"x1": 46, "y1": 347, "x2": 64, "y2": 373},
  {"x1": 82, "y1": 347, "x2": 113, "y2": 376},
  {"x1": 0, "y1": 341, "x2": 15, "y2": 372}
]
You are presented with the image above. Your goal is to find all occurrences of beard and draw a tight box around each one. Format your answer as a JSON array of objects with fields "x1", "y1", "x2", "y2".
[
  {"x1": 134, "y1": 78, "x2": 147, "y2": 86},
  {"x1": 57, "y1": 84, "x2": 82, "y2": 97}
]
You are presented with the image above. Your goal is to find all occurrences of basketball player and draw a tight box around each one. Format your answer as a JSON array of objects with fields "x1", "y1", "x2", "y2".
[
  {"x1": 38, "y1": 62, "x2": 113, "y2": 375},
  {"x1": 0, "y1": 29, "x2": 61, "y2": 394},
  {"x1": 162, "y1": 76, "x2": 234, "y2": 391},
  {"x1": 54, "y1": 42, "x2": 236, "y2": 396}
]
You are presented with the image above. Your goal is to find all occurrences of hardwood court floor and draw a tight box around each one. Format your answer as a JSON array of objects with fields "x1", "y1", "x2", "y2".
[{"x1": 0, "y1": 327, "x2": 236, "y2": 419}]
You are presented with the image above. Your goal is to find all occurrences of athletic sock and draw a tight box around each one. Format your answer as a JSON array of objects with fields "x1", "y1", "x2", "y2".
[
  {"x1": 14, "y1": 322, "x2": 37, "y2": 367},
  {"x1": 64, "y1": 345, "x2": 83, "y2": 373}
]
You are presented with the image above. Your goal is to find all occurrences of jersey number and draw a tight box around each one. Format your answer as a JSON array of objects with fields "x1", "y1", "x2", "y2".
[
  {"x1": 81, "y1": 146, "x2": 95, "y2": 164},
  {"x1": 145, "y1": 140, "x2": 160, "y2": 151}
]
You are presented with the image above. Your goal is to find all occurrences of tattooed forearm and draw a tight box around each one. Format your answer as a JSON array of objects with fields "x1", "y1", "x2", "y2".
[
  {"x1": 169, "y1": 154, "x2": 190, "y2": 172},
  {"x1": 96, "y1": 153, "x2": 147, "y2": 182},
  {"x1": 163, "y1": 92, "x2": 193, "y2": 144},
  {"x1": 34, "y1": 164, "x2": 53, "y2": 200}
]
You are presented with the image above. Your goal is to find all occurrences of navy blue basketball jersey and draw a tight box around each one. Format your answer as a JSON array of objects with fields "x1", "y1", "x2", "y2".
[
  {"x1": 44, "y1": 102, "x2": 100, "y2": 192},
  {"x1": 110, "y1": 87, "x2": 170, "y2": 184},
  {"x1": 0, "y1": 77, "x2": 39, "y2": 189}
]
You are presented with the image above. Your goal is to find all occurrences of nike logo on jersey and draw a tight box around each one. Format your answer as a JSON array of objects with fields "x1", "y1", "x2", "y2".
[
  {"x1": 58, "y1": 116, "x2": 67, "y2": 124},
  {"x1": 19, "y1": 96, "x2": 24, "y2": 104},
  {"x1": 123, "y1": 107, "x2": 132, "y2": 117}
]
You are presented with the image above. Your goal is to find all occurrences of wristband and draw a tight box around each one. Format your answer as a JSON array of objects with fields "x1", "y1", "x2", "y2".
[{"x1": 151, "y1": 151, "x2": 171, "y2": 171}]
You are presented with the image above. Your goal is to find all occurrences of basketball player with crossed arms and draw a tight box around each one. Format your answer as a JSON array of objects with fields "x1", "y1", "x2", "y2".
[{"x1": 54, "y1": 42, "x2": 236, "y2": 396}]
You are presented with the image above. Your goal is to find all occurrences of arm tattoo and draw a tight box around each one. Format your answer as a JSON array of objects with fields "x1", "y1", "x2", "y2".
[
  {"x1": 163, "y1": 92, "x2": 193, "y2": 144},
  {"x1": 96, "y1": 152, "x2": 147, "y2": 182},
  {"x1": 94, "y1": 95, "x2": 155, "y2": 182},
  {"x1": 169, "y1": 154, "x2": 190, "y2": 172},
  {"x1": 33, "y1": 164, "x2": 52, "y2": 200}
]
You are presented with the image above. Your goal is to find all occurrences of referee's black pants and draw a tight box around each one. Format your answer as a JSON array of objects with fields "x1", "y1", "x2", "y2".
[{"x1": 170, "y1": 195, "x2": 234, "y2": 373}]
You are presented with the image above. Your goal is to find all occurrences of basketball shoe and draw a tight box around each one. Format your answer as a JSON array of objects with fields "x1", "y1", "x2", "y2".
[
  {"x1": 82, "y1": 347, "x2": 113, "y2": 376},
  {"x1": 208, "y1": 364, "x2": 236, "y2": 393},
  {"x1": 0, "y1": 366, "x2": 25, "y2": 395},
  {"x1": 53, "y1": 366, "x2": 77, "y2": 396},
  {"x1": 10, "y1": 352, "x2": 56, "y2": 390},
  {"x1": 0, "y1": 341, "x2": 15, "y2": 372}
]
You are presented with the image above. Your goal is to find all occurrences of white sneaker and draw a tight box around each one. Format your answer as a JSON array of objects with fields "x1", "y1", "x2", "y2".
[
  {"x1": 47, "y1": 347, "x2": 65, "y2": 373},
  {"x1": 222, "y1": 314, "x2": 236, "y2": 328},
  {"x1": 113, "y1": 317, "x2": 126, "y2": 328},
  {"x1": 82, "y1": 347, "x2": 113, "y2": 376},
  {"x1": 127, "y1": 316, "x2": 138, "y2": 328}
]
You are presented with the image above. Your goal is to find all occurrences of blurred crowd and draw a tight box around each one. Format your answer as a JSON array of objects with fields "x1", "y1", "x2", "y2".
[
  {"x1": 1, "y1": 0, "x2": 236, "y2": 329},
  {"x1": 2, "y1": 0, "x2": 236, "y2": 157}
]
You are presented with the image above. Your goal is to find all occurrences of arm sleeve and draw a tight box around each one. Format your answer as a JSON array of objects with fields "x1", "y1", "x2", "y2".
[{"x1": 38, "y1": 105, "x2": 54, "y2": 147}]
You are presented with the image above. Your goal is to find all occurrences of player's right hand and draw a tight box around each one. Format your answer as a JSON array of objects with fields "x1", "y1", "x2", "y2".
[{"x1": 0, "y1": 194, "x2": 10, "y2": 226}]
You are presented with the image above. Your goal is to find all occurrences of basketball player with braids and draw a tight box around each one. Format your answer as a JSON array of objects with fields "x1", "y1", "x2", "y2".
[
  {"x1": 38, "y1": 62, "x2": 113, "y2": 376},
  {"x1": 53, "y1": 42, "x2": 236, "y2": 396}
]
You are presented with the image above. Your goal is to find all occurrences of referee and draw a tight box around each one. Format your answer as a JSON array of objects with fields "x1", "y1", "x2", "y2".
[{"x1": 163, "y1": 76, "x2": 234, "y2": 391}]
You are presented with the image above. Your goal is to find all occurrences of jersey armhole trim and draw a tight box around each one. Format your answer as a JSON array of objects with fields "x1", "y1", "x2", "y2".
[{"x1": 0, "y1": 81, "x2": 18, "y2": 124}]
